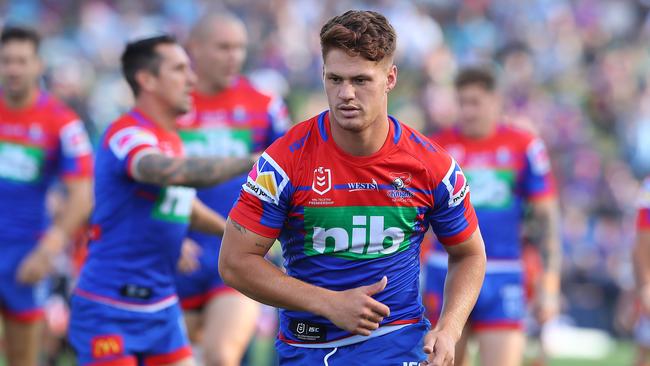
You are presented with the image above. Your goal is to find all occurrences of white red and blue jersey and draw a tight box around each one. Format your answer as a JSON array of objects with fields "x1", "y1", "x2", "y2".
[
  {"x1": 638, "y1": 177, "x2": 650, "y2": 231},
  {"x1": 176, "y1": 77, "x2": 289, "y2": 219},
  {"x1": 0, "y1": 90, "x2": 92, "y2": 247},
  {"x1": 229, "y1": 111, "x2": 478, "y2": 347},
  {"x1": 75, "y1": 109, "x2": 195, "y2": 311},
  {"x1": 429, "y1": 125, "x2": 555, "y2": 261}
]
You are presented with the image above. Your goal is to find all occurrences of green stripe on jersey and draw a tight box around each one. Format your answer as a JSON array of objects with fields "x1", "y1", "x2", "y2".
[
  {"x1": 179, "y1": 128, "x2": 253, "y2": 158},
  {"x1": 303, "y1": 206, "x2": 418, "y2": 260},
  {"x1": 0, "y1": 142, "x2": 45, "y2": 182},
  {"x1": 465, "y1": 169, "x2": 515, "y2": 209}
]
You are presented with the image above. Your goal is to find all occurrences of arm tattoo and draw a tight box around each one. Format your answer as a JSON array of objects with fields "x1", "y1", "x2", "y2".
[
  {"x1": 135, "y1": 153, "x2": 252, "y2": 187},
  {"x1": 529, "y1": 204, "x2": 561, "y2": 273},
  {"x1": 230, "y1": 219, "x2": 248, "y2": 234}
]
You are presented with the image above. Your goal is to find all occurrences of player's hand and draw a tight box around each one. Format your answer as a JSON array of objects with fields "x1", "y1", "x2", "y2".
[
  {"x1": 17, "y1": 246, "x2": 55, "y2": 284},
  {"x1": 177, "y1": 238, "x2": 202, "y2": 274},
  {"x1": 322, "y1": 276, "x2": 390, "y2": 336},
  {"x1": 420, "y1": 328, "x2": 456, "y2": 366},
  {"x1": 533, "y1": 291, "x2": 560, "y2": 324}
]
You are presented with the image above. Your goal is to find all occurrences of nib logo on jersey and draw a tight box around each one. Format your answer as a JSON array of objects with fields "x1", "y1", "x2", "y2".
[
  {"x1": 243, "y1": 153, "x2": 289, "y2": 205},
  {"x1": 303, "y1": 206, "x2": 418, "y2": 259}
]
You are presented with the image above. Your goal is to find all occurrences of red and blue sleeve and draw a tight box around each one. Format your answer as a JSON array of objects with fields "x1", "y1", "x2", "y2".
[
  {"x1": 429, "y1": 157, "x2": 478, "y2": 246},
  {"x1": 638, "y1": 178, "x2": 650, "y2": 231},
  {"x1": 264, "y1": 97, "x2": 291, "y2": 147},
  {"x1": 104, "y1": 125, "x2": 160, "y2": 178},
  {"x1": 522, "y1": 138, "x2": 556, "y2": 201},
  {"x1": 229, "y1": 150, "x2": 293, "y2": 238},
  {"x1": 58, "y1": 118, "x2": 93, "y2": 180}
]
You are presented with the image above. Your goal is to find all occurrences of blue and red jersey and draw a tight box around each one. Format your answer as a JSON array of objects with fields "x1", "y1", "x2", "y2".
[
  {"x1": 638, "y1": 177, "x2": 650, "y2": 231},
  {"x1": 75, "y1": 110, "x2": 195, "y2": 311},
  {"x1": 429, "y1": 125, "x2": 555, "y2": 260},
  {"x1": 0, "y1": 90, "x2": 92, "y2": 247},
  {"x1": 229, "y1": 111, "x2": 478, "y2": 347},
  {"x1": 176, "y1": 77, "x2": 289, "y2": 220}
]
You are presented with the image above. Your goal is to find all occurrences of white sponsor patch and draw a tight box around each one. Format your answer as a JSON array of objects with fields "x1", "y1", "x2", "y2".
[
  {"x1": 242, "y1": 152, "x2": 289, "y2": 205},
  {"x1": 60, "y1": 120, "x2": 92, "y2": 157},
  {"x1": 109, "y1": 126, "x2": 158, "y2": 160}
]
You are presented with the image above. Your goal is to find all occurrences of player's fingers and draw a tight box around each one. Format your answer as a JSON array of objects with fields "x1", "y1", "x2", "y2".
[
  {"x1": 422, "y1": 331, "x2": 437, "y2": 355},
  {"x1": 357, "y1": 317, "x2": 380, "y2": 332},
  {"x1": 429, "y1": 344, "x2": 449, "y2": 366},
  {"x1": 367, "y1": 298, "x2": 390, "y2": 318},
  {"x1": 362, "y1": 309, "x2": 383, "y2": 324}
]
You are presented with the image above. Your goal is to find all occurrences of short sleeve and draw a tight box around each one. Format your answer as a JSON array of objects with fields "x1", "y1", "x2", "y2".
[
  {"x1": 58, "y1": 119, "x2": 93, "y2": 180},
  {"x1": 429, "y1": 157, "x2": 478, "y2": 246},
  {"x1": 522, "y1": 138, "x2": 555, "y2": 200},
  {"x1": 638, "y1": 178, "x2": 650, "y2": 231},
  {"x1": 106, "y1": 126, "x2": 160, "y2": 178},
  {"x1": 229, "y1": 151, "x2": 293, "y2": 238}
]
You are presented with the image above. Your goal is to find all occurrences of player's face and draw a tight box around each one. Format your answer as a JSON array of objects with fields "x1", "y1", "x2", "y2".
[
  {"x1": 193, "y1": 21, "x2": 247, "y2": 90},
  {"x1": 323, "y1": 49, "x2": 397, "y2": 133},
  {"x1": 150, "y1": 44, "x2": 196, "y2": 115},
  {"x1": 0, "y1": 40, "x2": 41, "y2": 100},
  {"x1": 457, "y1": 84, "x2": 499, "y2": 134}
]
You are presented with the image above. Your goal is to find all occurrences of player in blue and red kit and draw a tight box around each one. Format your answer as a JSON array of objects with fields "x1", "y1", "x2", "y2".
[
  {"x1": 425, "y1": 67, "x2": 561, "y2": 366},
  {"x1": 219, "y1": 11, "x2": 486, "y2": 366},
  {"x1": 68, "y1": 35, "x2": 256, "y2": 366},
  {"x1": 174, "y1": 13, "x2": 290, "y2": 366},
  {"x1": 0, "y1": 26, "x2": 93, "y2": 366}
]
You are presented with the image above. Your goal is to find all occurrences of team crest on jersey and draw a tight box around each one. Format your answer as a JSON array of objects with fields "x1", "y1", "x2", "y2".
[
  {"x1": 387, "y1": 172, "x2": 414, "y2": 201},
  {"x1": 61, "y1": 120, "x2": 91, "y2": 157},
  {"x1": 109, "y1": 126, "x2": 158, "y2": 159},
  {"x1": 312, "y1": 167, "x2": 332, "y2": 195},
  {"x1": 443, "y1": 159, "x2": 469, "y2": 207},
  {"x1": 243, "y1": 152, "x2": 289, "y2": 205}
]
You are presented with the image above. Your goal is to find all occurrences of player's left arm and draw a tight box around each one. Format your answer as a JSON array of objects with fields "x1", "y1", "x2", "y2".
[
  {"x1": 18, "y1": 118, "x2": 94, "y2": 284},
  {"x1": 423, "y1": 229, "x2": 486, "y2": 366},
  {"x1": 528, "y1": 196, "x2": 562, "y2": 323},
  {"x1": 189, "y1": 198, "x2": 226, "y2": 236}
]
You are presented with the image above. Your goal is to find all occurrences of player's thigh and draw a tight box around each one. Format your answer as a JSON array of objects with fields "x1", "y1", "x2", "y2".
[
  {"x1": 203, "y1": 292, "x2": 260, "y2": 349},
  {"x1": 454, "y1": 323, "x2": 472, "y2": 366},
  {"x1": 4, "y1": 317, "x2": 43, "y2": 366},
  {"x1": 157, "y1": 357, "x2": 196, "y2": 366},
  {"x1": 476, "y1": 329, "x2": 525, "y2": 366},
  {"x1": 182, "y1": 310, "x2": 202, "y2": 344}
]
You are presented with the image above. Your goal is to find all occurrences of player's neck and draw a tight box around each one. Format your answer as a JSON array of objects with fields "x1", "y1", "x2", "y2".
[
  {"x1": 196, "y1": 78, "x2": 227, "y2": 96},
  {"x1": 3, "y1": 87, "x2": 38, "y2": 110},
  {"x1": 134, "y1": 98, "x2": 177, "y2": 131},
  {"x1": 461, "y1": 119, "x2": 498, "y2": 139},
  {"x1": 330, "y1": 114, "x2": 390, "y2": 157}
]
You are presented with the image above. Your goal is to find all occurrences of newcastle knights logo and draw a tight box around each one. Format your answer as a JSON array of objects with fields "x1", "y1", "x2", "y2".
[{"x1": 312, "y1": 167, "x2": 332, "y2": 195}]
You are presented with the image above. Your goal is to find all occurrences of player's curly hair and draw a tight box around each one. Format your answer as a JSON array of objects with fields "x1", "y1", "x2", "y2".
[{"x1": 320, "y1": 10, "x2": 396, "y2": 62}]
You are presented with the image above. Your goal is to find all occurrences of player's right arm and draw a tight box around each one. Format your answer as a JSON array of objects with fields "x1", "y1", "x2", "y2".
[
  {"x1": 219, "y1": 217, "x2": 389, "y2": 336},
  {"x1": 634, "y1": 178, "x2": 650, "y2": 313},
  {"x1": 132, "y1": 152, "x2": 255, "y2": 188}
]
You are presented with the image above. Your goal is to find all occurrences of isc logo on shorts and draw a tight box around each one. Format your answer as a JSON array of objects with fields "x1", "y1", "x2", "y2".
[{"x1": 91, "y1": 334, "x2": 124, "y2": 359}]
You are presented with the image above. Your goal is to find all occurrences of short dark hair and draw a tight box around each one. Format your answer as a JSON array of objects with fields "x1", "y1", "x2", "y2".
[
  {"x1": 454, "y1": 67, "x2": 496, "y2": 91},
  {"x1": 121, "y1": 34, "x2": 177, "y2": 96},
  {"x1": 1, "y1": 26, "x2": 40, "y2": 50},
  {"x1": 320, "y1": 10, "x2": 396, "y2": 62}
]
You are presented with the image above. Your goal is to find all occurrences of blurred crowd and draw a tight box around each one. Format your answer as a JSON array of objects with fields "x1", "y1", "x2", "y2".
[{"x1": 3, "y1": 0, "x2": 650, "y2": 336}]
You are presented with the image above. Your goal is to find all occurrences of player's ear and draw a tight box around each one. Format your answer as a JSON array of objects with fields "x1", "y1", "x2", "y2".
[
  {"x1": 386, "y1": 64, "x2": 397, "y2": 93},
  {"x1": 135, "y1": 69, "x2": 156, "y2": 94}
]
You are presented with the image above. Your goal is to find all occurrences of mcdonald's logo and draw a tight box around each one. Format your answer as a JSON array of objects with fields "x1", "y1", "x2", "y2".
[{"x1": 91, "y1": 334, "x2": 124, "y2": 358}]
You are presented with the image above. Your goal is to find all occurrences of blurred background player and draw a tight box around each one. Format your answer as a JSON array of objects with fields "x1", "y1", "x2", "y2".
[
  {"x1": 174, "y1": 12, "x2": 290, "y2": 366},
  {"x1": 67, "y1": 34, "x2": 257, "y2": 366},
  {"x1": 0, "y1": 26, "x2": 93, "y2": 366},
  {"x1": 634, "y1": 177, "x2": 650, "y2": 366},
  {"x1": 219, "y1": 10, "x2": 486, "y2": 366},
  {"x1": 424, "y1": 67, "x2": 562, "y2": 366}
]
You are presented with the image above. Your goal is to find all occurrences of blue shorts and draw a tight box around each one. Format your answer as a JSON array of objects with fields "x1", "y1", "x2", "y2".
[
  {"x1": 425, "y1": 260, "x2": 525, "y2": 331},
  {"x1": 276, "y1": 320, "x2": 429, "y2": 366},
  {"x1": 0, "y1": 244, "x2": 48, "y2": 322},
  {"x1": 174, "y1": 233, "x2": 234, "y2": 310},
  {"x1": 68, "y1": 295, "x2": 191, "y2": 366}
]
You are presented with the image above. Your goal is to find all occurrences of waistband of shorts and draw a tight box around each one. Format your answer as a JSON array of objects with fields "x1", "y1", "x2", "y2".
[{"x1": 73, "y1": 288, "x2": 178, "y2": 313}]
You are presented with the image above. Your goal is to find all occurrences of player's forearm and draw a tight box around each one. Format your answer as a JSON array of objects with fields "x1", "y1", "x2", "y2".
[
  {"x1": 41, "y1": 179, "x2": 94, "y2": 253},
  {"x1": 437, "y1": 235, "x2": 486, "y2": 341},
  {"x1": 531, "y1": 198, "x2": 562, "y2": 295},
  {"x1": 135, "y1": 154, "x2": 253, "y2": 188},
  {"x1": 190, "y1": 200, "x2": 226, "y2": 236},
  {"x1": 219, "y1": 251, "x2": 332, "y2": 316}
]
